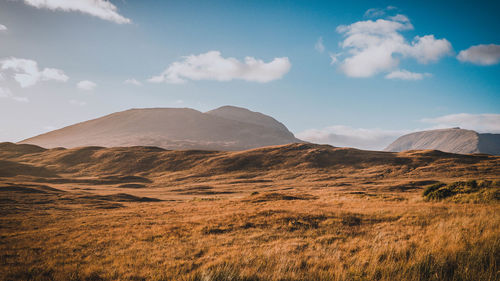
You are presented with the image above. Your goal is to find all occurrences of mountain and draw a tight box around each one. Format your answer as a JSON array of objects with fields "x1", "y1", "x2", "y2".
[
  {"x1": 384, "y1": 128, "x2": 500, "y2": 155},
  {"x1": 19, "y1": 106, "x2": 302, "y2": 151}
]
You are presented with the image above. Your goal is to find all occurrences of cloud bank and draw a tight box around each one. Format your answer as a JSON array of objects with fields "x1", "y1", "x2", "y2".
[
  {"x1": 23, "y1": 0, "x2": 131, "y2": 24},
  {"x1": 149, "y1": 51, "x2": 291, "y2": 84},
  {"x1": 0, "y1": 57, "x2": 68, "y2": 88},
  {"x1": 457, "y1": 44, "x2": 500, "y2": 65},
  {"x1": 335, "y1": 13, "x2": 452, "y2": 78},
  {"x1": 297, "y1": 125, "x2": 408, "y2": 150}
]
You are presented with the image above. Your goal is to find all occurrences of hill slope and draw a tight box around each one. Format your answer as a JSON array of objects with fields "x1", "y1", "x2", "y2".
[
  {"x1": 2, "y1": 142, "x2": 499, "y2": 182},
  {"x1": 19, "y1": 106, "x2": 301, "y2": 151},
  {"x1": 385, "y1": 128, "x2": 500, "y2": 155}
]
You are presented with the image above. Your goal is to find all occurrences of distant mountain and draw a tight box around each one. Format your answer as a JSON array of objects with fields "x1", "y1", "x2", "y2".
[
  {"x1": 19, "y1": 106, "x2": 302, "y2": 151},
  {"x1": 384, "y1": 128, "x2": 500, "y2": 155}
]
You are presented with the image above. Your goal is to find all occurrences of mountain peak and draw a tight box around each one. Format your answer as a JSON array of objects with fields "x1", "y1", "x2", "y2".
[{"x1": 206, "y1": 105, "x2": 290, "y2": 132}]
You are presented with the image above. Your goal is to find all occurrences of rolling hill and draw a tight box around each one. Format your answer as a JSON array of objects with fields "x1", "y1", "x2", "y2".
[{"x1": 2, "y1": 142, "x2": 499, "y2": 184}]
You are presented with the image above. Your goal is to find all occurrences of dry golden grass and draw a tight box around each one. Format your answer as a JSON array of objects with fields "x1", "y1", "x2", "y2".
[{"x1": 0, "y1": 142, "x2": 499, "y2": 281}]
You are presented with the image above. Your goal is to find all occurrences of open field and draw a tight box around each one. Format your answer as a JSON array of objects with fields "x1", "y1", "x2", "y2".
[{"x1": 1, "y1": 142, "x2": 499, "y2": 280}]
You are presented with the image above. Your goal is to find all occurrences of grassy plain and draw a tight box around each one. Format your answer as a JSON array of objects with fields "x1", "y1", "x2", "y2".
[{"x1": 0, "y1": 142, "x2": 499, "y2": 280}]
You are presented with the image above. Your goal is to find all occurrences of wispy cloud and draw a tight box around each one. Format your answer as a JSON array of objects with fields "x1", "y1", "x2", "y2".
[
  {"x1": 23, "y1": 0, "x2": 131, "y2": 24},
  {"x1": 0, "y1": 86, "x2": 10, "y2": 98},
  {"x1": 329, "y1": 52, "x2": 341, "y2": 65},
  {"x1": 385, "y1": 69, "x2": 431, "y2": 80},
  {"x1": 149, "y1": 51, "x2": 291, "y2": 84},
  {"x1": 69, "y1": 99, "x2": 87, "y2": 106},
  {"x1": 364, "y1": 6, "x2": 398, "y2": 18},
  {"x1": 77, "y1": 80, "x2": 96, "y2": 91},
  {"x1": 457, "y1": 44, "x2": 500, "y2": 65},
  {"x1": 335, "y1": 13, "x2": 452, "y2": 78},
  {"x1": 0, "y1": 86, "x2": 29, "y2": 103},
  {"x1": 0, "y1": 57, "x2": 68, "y2": 88},
  {"x1": 124, "y1": 78, "x2": 142, "y2": 86},
  {"x1": 0, "y1": 24, "x2": 7, "y2": 31},
  {"x1": 315, "y1": 37, "x2": 325, "y2": 53},
  {"x1": 364, "y1": 8, "x2": 386, "y2": 18},
  {"x1": 12, "y1": 96, "x2": 29, "y2": 103},
  {"x1": 421, "y1": 113, "x2": 500, "y2": 133}
]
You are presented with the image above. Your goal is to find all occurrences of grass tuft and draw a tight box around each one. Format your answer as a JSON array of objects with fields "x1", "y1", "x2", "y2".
[{"x1": 423, "y1": 180, "x2": 500, "y2": 203}]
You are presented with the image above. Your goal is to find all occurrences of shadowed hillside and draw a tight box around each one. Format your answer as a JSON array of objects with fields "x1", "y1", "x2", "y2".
[{"x1": 2, "y1": 142, "x2": 499, "y2": 181}]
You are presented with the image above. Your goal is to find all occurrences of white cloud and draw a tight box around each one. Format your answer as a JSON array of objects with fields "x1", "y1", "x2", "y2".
[
  {"x1": 124, "y1": 78, "x2": 142, "y2": 86},
  {"x1": 405, "y1": 35, "x2": 453, "y2": 64},
  {"x1": 315, "y1": 37, "x2": 325, "y2": 53},
  {"x1": 149, "y1": 51, "x2": 291, "y2": 84},
  {"x1": 0, "y1": 24, "x2": 7, "y2": 31},
  {"x1": 23, "y1": 0, "x2": 130, "y2": 24},
  {"x1": 385, "y1": 69, "x2": 431, "y2": 80},
  {"x1": 0, "y1": 57, "x2": 65, "y2": 102},
  {"x1": 457, "y1": 44, "x2": 500, "y2": 65},
  {"x1": 421, "y1": 113, "x2": 500, "y2": 133},
  {"x1": 12, "y1": 96, "x2": 29, "y2": 103},
  {"x1": 335, "y1": 15, "x2": 452, "y2": 78},
  {"x1": 69, "y1": 99, "x2": 87, "y2": 106},
  {"x1": 0, "y1": 57, "x2": 69, "y2": 88},
  {"x1": 296, "y1": 125, "x2": 409, "y2": 150},
  {"x1": 77, "y1": 80, "x2": 96, "y2": 91}
]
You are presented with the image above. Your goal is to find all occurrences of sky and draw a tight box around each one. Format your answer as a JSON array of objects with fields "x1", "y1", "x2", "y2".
[{"x1": 0, "y1": 0, "x2": 499, "y2": 150}]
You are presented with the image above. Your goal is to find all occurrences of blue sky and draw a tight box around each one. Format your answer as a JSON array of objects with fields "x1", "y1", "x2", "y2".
[{"x1": 0, "y1": 0, "x2": 499, "y2": 149}]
